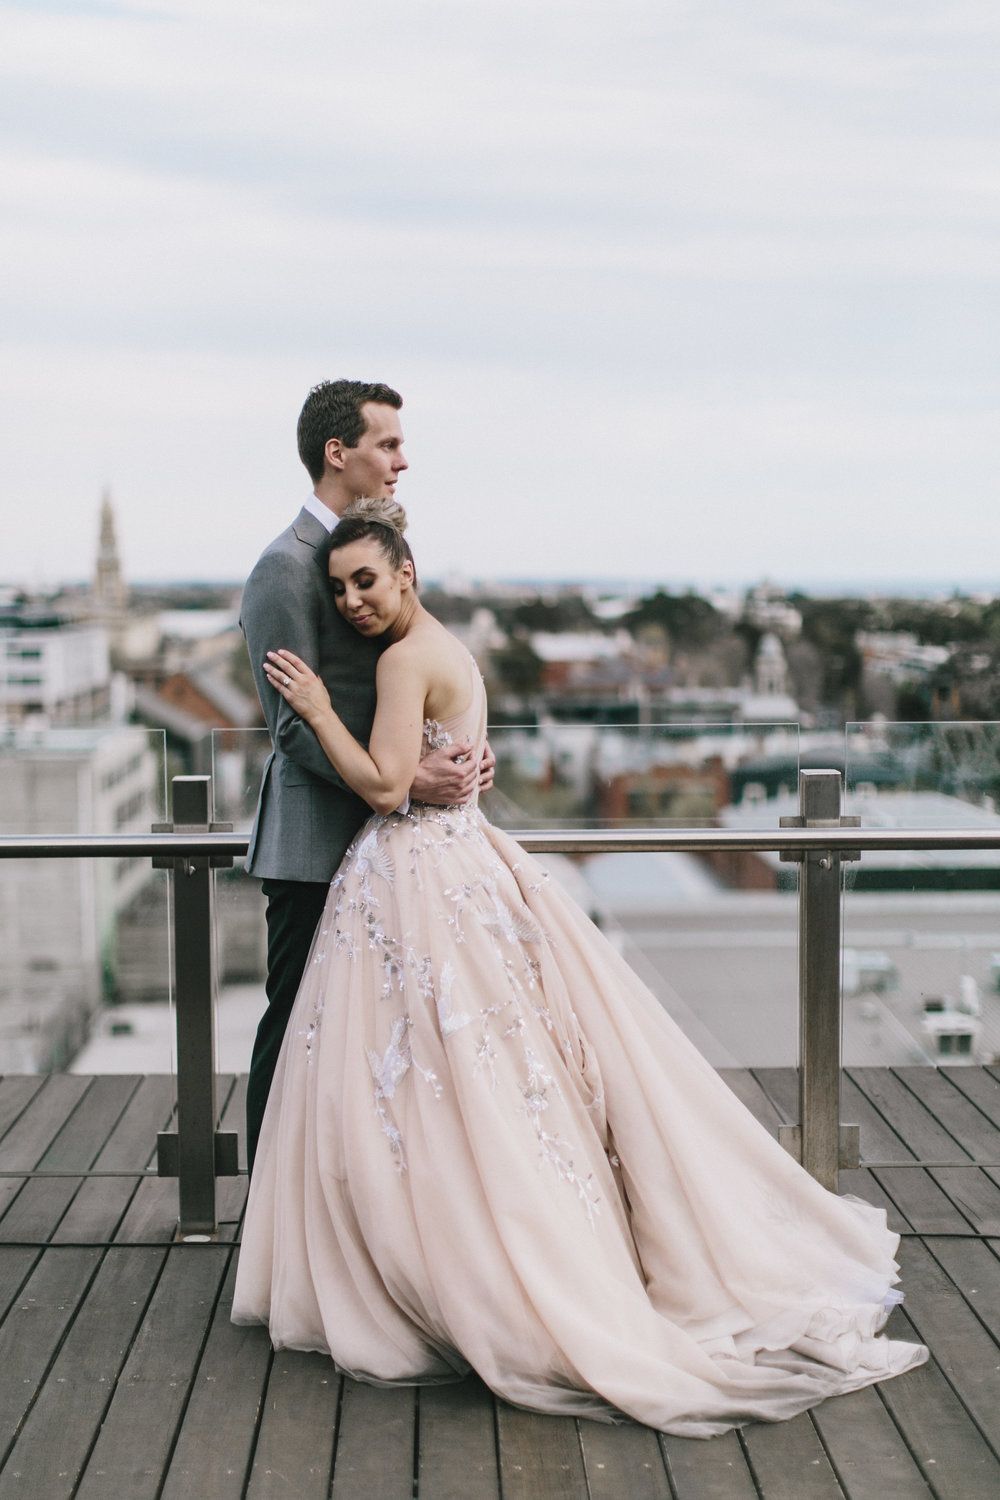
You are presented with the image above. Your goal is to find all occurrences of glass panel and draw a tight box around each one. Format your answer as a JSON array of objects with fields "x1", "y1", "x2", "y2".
[
  {"x1": 211, "y1": 728, "x2": 271, "y2": 1075},
  {"x1": 209, "y1": 722, "x2": 800, "y2": 1071},
  {"x1": 0, "y1": 726, "x2": 171, "y2": 1073},
  {"x1": 843, "y1": 721, "x2": 1000, "y2": 1069},
  {"x1": 486, "y1": 721, "x2": 801, "y2": 1066}
]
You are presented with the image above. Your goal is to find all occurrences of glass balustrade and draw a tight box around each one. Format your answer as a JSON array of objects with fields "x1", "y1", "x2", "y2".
[
  {"x1": 7, "y1": 715, "x2": 1000, "y2": 1217},
  {"x1": 209, "y1": 720, "x2": 801, "y2": 1073},
  {"x1": 843, "y1": 720, "x2": 1000, "y2": 1071},
  {"x1": 14, "y1": 715, "x2": 1000, "y2": 1100},
  {"x1": 0, "y1": 725, "x2": 170, "y2": 1073}
]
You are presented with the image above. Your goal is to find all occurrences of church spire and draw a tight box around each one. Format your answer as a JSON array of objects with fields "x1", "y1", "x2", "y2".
[{"x1": 94, "y1": 487, "x2": 127, "y2": 620}]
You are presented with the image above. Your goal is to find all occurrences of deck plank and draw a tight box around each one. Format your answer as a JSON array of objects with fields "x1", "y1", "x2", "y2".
[
  {"x1": 893, "y1": 1068, "x2": 1000, "y2": 1161},
  {"x1": 809, "y1": 1385, "x2": 933, "y2": 1500},
  {"x1": 0, "y1": 1247, "x2": 102, "y2": 1464},
  {"x1": 92, "y1": 1075, "x2": 176, "y2": 1172},
  {"x1": 39, "y1": 1074, "x2": 141, "y2": 1171},
  {"x1": 51, "y1": 1175, "x2": 141, "y2": 1244},
  {"x1": 875, "y1": 1305, "x2": 1000, "y2": 1498},
  {"x1": 248, "y1": 1351, "x2": 340, "y2": 1500},
  {"x1": 0, "y1": 1246, "x2": 164, "y2": 1500},
  {"x1": 749, "y1": 1067, "x2": 798, "y2": 1124},
  {"x1": 0, "y1": 1246, "x2": 40, "y2": 1323},
  {"x1": 577, "y1": 1418, "x2": 672, "y2": 1500},
  {"x1": 922, "y1": 1236, "x2": 1000, "y2": 1343},
  {"x1": 937, "y1": 1066, "x2": 1000, "y2": 1126},
  {"x1": 495, "y1": 1407, "x2": 588, "y2": 1500},
  {"x1": 719, "y1": 1070, "x2": 784, "y2": 1134},
  {"x1": 0, "y1": 1076, "x2": 91, "y2": 1171},
  {"x1": 218, "y1": 1073, "x2": 248, "y2": 1173},
  {"x1": 74, "y1": 1244, "x2": 229, "y2": 1500},
  {"x1": 741, "y1": 1412, "x2": 845, "y2": 1498},
  {"x1": 870, "y1": 1168, "x2": 971, "y2": 1235},
  {"x1": 161, "y1": 1255, "x2": 272, "y2": 1500},
  {"x1": 113, "y1": 1176, "x2": 180, "y2": 1243},
  {"x1": 0, "y1": 1079, "x2": 45, "y2": 1144},
  {"x1": 745, "y1": 1070, "x2": 918, "y2": 1168},
  {"x1": 841, "y1": 1075, "x2": 916, "y2": 1164},
  {"x1": 928, "y1": 1167, "x2": 1000, "y2": 1234},
  {"x1": 215, "y1": 1176, "x2": 249, "y2": 1242},
  {"x1": 0, "y1": 1175, "x2": 80, "y2": 1243},
  {"x1": 895, "y1": 1238, "x2": 1000, "y2": 1456},
  {"x1": 0, "y1": 1183, "x2": 22, "y2": 1223},
  {"x1": 329, "y1": 1381, "x2": 413, "y2": 1500},
  {"x1": 660, "y1": 1430, "x2": 759, "y2": 1498},
  {"x1": 847, "y1": 1071, "x2": 969, "y2": 1163},
  {"x1": 416, "y1": 1377, "x2": 501, "y2": 1500},
  {"x1": 837, "y1": 1168, "x2": 911, "y2": 1234}
]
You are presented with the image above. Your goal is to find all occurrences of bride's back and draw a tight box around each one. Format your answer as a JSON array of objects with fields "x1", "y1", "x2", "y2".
[{"x1": 405, "y1": 613, "x2": 480, "y2": 726}]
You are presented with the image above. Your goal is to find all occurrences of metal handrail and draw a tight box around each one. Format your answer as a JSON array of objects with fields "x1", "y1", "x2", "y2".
[{"x1": 5, "y1": 825, "x2": 1000, "y2": 857}]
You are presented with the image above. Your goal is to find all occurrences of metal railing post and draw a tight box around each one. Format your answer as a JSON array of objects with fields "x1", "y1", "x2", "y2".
[
  {"x1": 153, "y1": 775, "x2": 238, "y2": 1236},
  {"x1": 779, "y1": 770, "x2": 861, "y2": 1191}
]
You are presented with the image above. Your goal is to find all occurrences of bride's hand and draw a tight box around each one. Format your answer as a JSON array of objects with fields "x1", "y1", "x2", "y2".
[{"x1": 263, "y1": 649, "x2": 332, "y2": 724}]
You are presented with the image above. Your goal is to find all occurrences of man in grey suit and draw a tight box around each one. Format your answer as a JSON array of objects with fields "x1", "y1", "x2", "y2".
[{"x1": 240, "y1": 378, "x2": 488, "y2": 1171}]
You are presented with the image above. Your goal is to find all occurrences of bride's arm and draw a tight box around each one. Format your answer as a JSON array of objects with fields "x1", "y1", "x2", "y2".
[{"x1": 264, "y1": 645, "x2": 426, "y2": 815}]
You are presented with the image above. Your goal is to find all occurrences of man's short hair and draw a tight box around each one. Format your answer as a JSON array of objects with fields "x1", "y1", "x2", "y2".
[{"x1": 297, "y1": 379, "x2": 403, "y2": 482}]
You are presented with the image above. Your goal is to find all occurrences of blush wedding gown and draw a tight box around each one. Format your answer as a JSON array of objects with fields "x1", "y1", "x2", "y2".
[{"x1": 232, "y1": 654, "x2": 927, "y2": 1437}]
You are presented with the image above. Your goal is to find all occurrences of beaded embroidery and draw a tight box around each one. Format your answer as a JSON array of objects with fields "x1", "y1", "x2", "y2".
[{"x1": 294, "y1": 684, "x2": 601, "y2": 1218}]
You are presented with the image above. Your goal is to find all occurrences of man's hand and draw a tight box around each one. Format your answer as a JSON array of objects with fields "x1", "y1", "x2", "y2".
[
  {"x1": 478, "y1": 739, "x2": 496, "y2": 795},
  {"x1": 410, "y1": 741, "x2": 479, "y2": 805}
]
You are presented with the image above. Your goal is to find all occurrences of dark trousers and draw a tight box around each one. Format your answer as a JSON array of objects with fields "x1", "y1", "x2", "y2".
[{"x1": 247, "y1": 877, "x2": 330, "y2": 1175}]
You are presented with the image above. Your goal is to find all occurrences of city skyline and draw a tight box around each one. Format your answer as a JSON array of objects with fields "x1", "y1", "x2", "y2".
[{"x1": 2, "y1": 2, "x2": 998, "y2": 587}]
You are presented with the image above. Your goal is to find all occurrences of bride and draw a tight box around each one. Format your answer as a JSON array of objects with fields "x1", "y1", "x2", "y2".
[{"x1": 232, "y1": 496, "x2": 927, "y2": 1438}]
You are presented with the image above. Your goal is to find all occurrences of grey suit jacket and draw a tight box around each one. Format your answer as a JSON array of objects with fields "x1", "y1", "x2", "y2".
[{"x1": 240, "y1": 507, "x2": 382, "y2": 883}]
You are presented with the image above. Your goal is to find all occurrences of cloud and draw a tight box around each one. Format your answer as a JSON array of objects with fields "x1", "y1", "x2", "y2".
[{"x1": 1, "y1": 0, "x2": 998, "y2": 586}]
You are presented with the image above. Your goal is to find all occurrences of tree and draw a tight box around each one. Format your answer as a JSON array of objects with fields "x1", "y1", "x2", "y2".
[
  {"x1": 493, "y1": 637, "x2": 544, "y2": 697},
  {"x1": 504, "y1": 596, "x2": 601, "y2": 634},
  {"x1": 623, "y1": 590, "x2": 723, "y2": 649}
]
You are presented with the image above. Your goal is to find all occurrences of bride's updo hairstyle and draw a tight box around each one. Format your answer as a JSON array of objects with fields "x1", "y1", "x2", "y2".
[{"x1": 327, "y1": 496, "x2": 417, "y2": 587}]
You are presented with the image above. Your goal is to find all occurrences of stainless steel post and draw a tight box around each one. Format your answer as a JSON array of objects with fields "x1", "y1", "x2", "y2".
[
  {"x1": 154, "y1": 776, "x2": 238, "y2": 1236},
  {"x1": 779, "y1": 770, "x2": 861, "y2": 1191}
]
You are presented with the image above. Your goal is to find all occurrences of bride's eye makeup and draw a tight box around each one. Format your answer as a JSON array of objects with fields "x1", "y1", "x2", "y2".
[{"x1": 330, "y1": 570, "x2": 378, "y2": 596}]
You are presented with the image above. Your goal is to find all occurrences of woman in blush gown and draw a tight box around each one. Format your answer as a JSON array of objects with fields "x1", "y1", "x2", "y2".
[{"x1": 232, "y1": 497, "x2": 927, "y2": 1438}]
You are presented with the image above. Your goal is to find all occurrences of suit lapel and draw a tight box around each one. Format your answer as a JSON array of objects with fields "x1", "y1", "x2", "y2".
[{"x1": 292, "y1": 506, "x2": 333, "y2": 554}]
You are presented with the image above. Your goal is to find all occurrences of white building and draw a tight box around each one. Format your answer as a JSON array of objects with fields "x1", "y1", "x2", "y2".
[
  {"x1": 744, "y1": 582, "x2": 803, "y2": 637},
  {"x1": 0, "y1": 723, "x2": 163, "y2": 1069},
  {"x1": 855, "y1": 630, "x2": 951, "y2": 683},
  {"x1": 0, "y1": 607, "x2": 111, "y2": 724}
]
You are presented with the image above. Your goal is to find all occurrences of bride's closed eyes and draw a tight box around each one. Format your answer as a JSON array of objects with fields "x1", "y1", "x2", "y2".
[{"x1": 330, "y1": 571, "x2": 376, "y2": 597}]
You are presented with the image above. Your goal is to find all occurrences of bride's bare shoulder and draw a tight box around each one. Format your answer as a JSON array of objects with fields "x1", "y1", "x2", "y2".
[
  {"x1": 390, "y1": 618, "x2": 472, "y2": 718},
  {"x1": 378, "y1": 620, "x2": 452, "y2": 676}
]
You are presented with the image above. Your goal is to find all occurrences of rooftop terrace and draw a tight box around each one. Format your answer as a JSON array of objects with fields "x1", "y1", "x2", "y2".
[{"x1": 1, "y1": 1064, "x2": 999, "y2": 1499}]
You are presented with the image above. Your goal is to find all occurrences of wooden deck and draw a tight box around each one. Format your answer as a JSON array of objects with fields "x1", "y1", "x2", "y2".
[{"x1": 1, "y1": 1067, "x2": 999, "y2": 1499}]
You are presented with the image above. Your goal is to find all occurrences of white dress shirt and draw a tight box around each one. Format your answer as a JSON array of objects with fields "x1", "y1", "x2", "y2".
[{"x1": 302, "y1": 493, "x2": 338, "y2": 532}]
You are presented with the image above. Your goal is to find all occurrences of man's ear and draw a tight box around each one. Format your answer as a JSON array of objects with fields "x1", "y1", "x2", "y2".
[{"x1": 324, "y1": 436, "x2": 345, "y2": 472}]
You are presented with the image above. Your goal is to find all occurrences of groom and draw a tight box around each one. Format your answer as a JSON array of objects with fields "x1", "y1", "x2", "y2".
[{"x1": 240, "y1": 378, "x2": 491, "y2": 1172}]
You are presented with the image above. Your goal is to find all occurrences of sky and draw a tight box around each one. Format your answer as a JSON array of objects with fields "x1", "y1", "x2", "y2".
[{"x1": 2, "y1": 0, "x2": 999, "y2": 591}]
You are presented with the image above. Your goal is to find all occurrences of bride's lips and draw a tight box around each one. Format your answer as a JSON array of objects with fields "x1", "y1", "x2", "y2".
[{"x1": 351, "y1": 613, "x2": 374, "y2": 629}]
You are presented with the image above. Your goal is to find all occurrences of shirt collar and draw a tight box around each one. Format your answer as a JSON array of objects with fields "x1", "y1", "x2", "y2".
[{"x1": 302, "y1": 493, "x2": 338, "y2": 533}]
